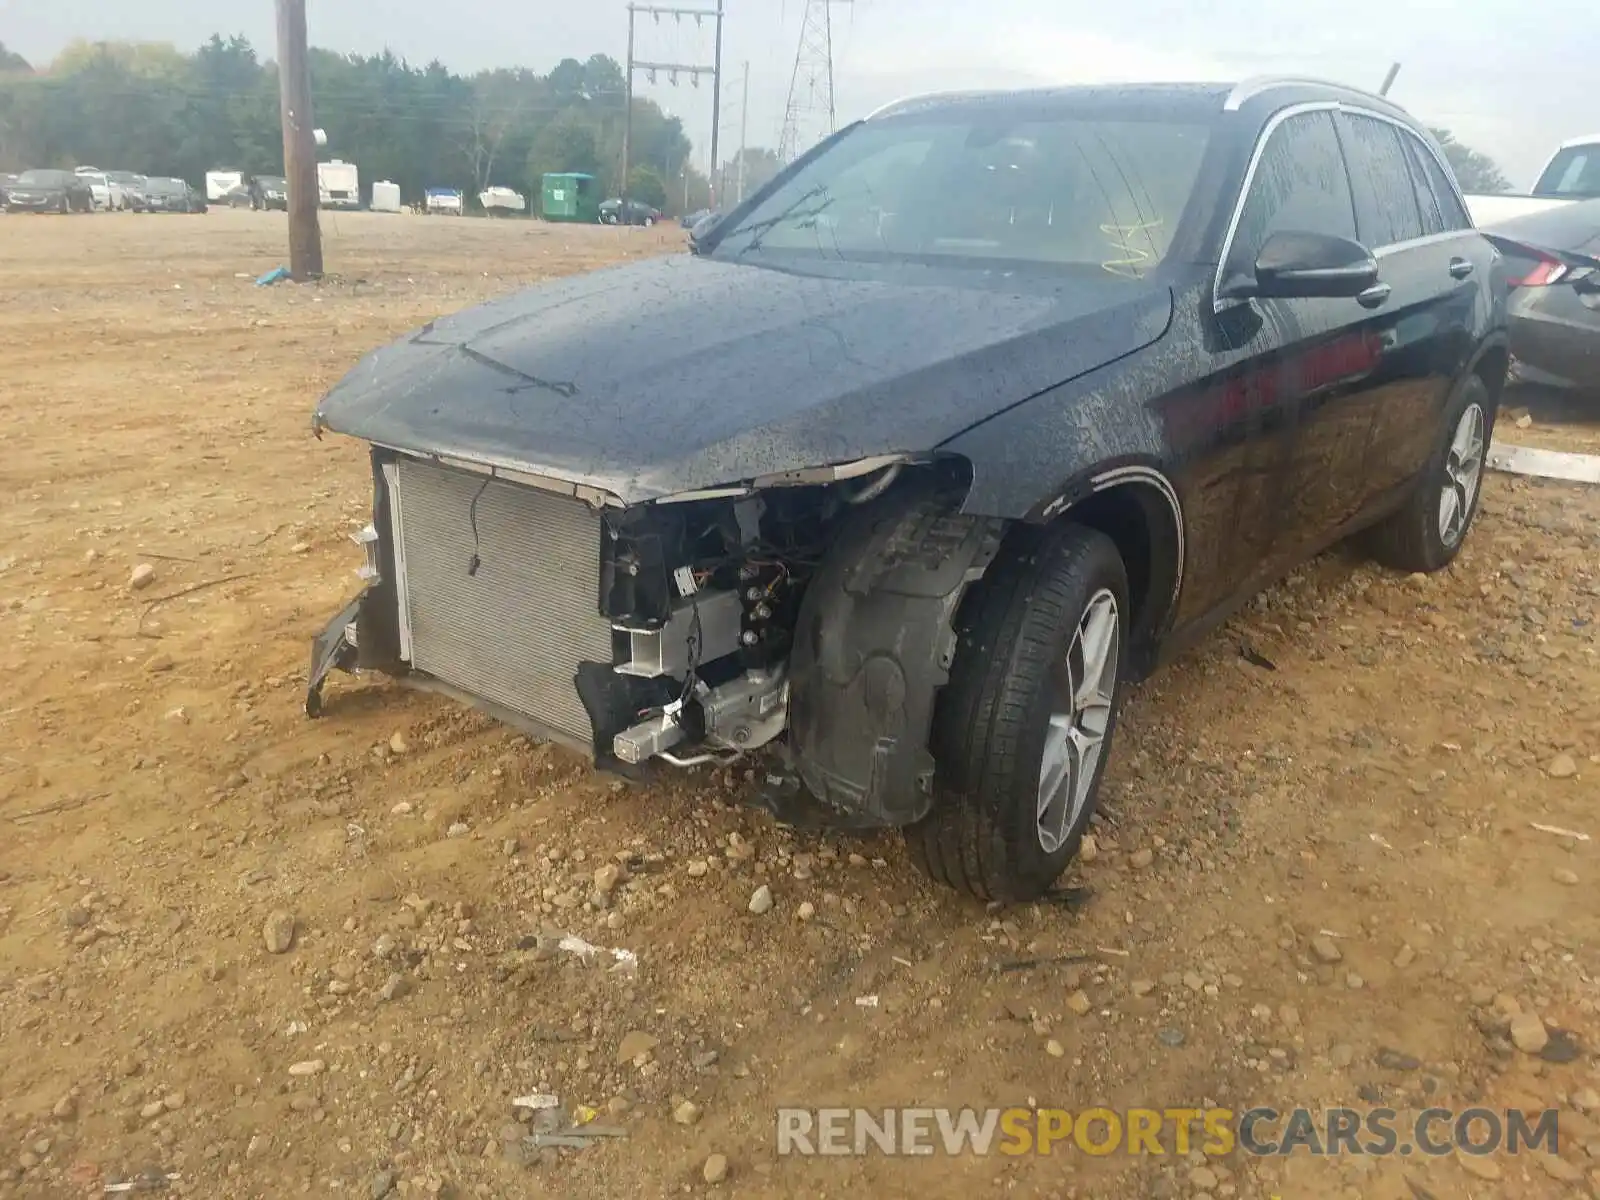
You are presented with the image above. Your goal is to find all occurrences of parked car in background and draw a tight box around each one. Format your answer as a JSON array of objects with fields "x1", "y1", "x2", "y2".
[
  {"x1": 599, "y1": 197, "x2": 662, "y2": 226},
  {"x1": 76, "y1": 170, "x2": 117, "y2": 211},
  {"x1": 0, "y1": 174, "x2": 16, "y2": 207},
  {"x1": 680, "y1": 207, "x2": 716, "y2": 228},
  {"x1": 1464, "y1": 134, "x2": 1600, "y2": 226},
  {"x1": 1479, "y1": 198, "x2": 1600, "y2": 398},
  {"x1": 6, "y1": 169, "x2": 93, "y2": 213},
  {"x1": 142, "y1": 177, "x2": 207, "y2": 213},
  {"x1": 306, "y1": 78, "x2": 1509, "y2": 902},
  {"x1": 251, "y1": 175, "x2": 288, "y2": 210},
  {"x1": 119, "y1": 175, "x2": 151, "y2": 212},
  {"x1": 104, "y1": 171, "x2": 143, "y2": 210}
]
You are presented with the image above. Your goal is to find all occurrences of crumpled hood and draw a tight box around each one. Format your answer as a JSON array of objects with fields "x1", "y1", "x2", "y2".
[{"x1": 314, "y1": 253, "x2": 1172, "y2": 504}]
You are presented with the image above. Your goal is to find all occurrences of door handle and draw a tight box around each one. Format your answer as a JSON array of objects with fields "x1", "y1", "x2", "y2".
[
  {"x1": 1356, "y1": 282, "x2": 1392, "y2": 309},
  {"x1": 1448, "y1": 257, "x2": 1474, "y2": 279}
]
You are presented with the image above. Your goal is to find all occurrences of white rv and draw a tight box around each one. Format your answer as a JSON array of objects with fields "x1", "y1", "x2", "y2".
[
  {"x1": 205, "y1": 168, "x2": 244, "y2": 203},
  {"x1": 317, "y1": 160, "x2": 360, "y2": 210}
]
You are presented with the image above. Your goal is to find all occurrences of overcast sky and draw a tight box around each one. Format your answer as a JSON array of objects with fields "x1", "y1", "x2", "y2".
[{"x1": 4, "y1": 0, "x2": 1594, "y2": 184}]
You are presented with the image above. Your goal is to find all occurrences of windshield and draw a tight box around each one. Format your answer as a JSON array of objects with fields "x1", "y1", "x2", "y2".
[
  {"x1": 1533, "y1": 144, "x2": 1600, "y2": 199},
  {"x1": 107, "y1": 172, "x2": 139, "y2": 184},
  {"x1": 258, "y1": 177, "x2": 286, "y2": 189},
  {"x1": 710, "y1": 108, "x2": 1212, "y2": 276},
  {"x1": 148, "y1": 179, "x2": 184, "y2": 195},
  {"x1": 18, "y1": 170, "x2": 68, "y2": 186}
]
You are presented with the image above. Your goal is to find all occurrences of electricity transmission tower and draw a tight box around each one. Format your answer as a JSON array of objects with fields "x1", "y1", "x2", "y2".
[{"x1": 778, "y1": 0, "x2": 850, "y2": 164}]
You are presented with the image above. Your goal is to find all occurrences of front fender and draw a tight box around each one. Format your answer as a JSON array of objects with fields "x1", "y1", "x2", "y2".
[{"x1": 787, "y1": 476, "x2": 1003, "y2": 826}]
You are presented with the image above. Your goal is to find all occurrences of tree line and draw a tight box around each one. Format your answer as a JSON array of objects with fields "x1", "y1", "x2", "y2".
[
  {"x1": 0, "y1": 36, "x2": 1511, "y2": 209},
  {"x1": 0, "y1": 36, "x2": 783, "y2": 214}
]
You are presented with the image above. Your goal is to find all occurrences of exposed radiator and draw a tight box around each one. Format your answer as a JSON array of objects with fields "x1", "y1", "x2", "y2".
[{"x1": 389, "y1": 458, "x2": 613, "y2": 745}]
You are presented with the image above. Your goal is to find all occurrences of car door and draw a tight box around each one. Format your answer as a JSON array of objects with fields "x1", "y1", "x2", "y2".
[
  {"x1": 1201, "y1": 107, "x2": 1385, "y2": 589},
  {"x1": 1335, "y1": 110, "x2": 1483, "y2": 506}
]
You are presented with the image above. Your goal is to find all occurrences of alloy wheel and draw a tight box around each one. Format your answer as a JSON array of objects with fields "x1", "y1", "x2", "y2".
[
  {"x1": 1036, "y1": 588, "x2": 1120, "y2": 853},
  {"x1": 1438, "y1": 402, "x2": 1485, "y2": 548}
]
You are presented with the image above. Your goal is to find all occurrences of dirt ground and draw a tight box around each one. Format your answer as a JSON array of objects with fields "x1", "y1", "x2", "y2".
[{"x1": 2, "y1": 209, "x2": 1598, "y2": 1200}]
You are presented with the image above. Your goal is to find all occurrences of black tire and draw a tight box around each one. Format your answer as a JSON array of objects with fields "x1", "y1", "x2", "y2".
[
  {"x1": 1363, "y1": 373, "x2": 1494, "y2": 573},
  {"x1": 908, "y1": 523, "x2": 1130, "y2": 902}
]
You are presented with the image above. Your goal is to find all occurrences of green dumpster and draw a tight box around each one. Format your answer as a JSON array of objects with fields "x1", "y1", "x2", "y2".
[{"x1": 541, "y1": 173, "x2": 599, "y2": 223}]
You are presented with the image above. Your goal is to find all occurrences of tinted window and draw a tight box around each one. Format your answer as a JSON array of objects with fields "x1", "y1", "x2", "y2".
[
  {"x1": 1403, "y1": 136, "x2": 1471, "y2": 231},
  {"x1": 713, "y1": 112, "x2": 1213, "y2": 275},
  {"x1": 1339, "y1": 113, "x2": 1424, "y2": 246},
  {"x1": 1403, "y1": 138, "x2": 1447, "y2": 235},
  {"x1": 1533, "y1": 144, "x2": 1600, "y2": 199},
  {"x1": 1227, "y1": 110, "x2": 1356, "y2": 277},
  {"x1": 18, "y1": 169, "x2": 69, "y2": 186}
]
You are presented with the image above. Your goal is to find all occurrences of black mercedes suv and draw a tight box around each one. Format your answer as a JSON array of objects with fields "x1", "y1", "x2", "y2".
[{"x1": 307, "y1": 77, "x2": 1509, "y2": 902}]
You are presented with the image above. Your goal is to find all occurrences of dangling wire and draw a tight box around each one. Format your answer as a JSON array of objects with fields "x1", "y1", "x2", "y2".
[{"x1": 465, "y1": 475, "x2": 491, "y2": 577}]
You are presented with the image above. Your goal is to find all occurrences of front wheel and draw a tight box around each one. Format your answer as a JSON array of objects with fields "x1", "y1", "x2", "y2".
[
  {"x1": 1362, "y1": 373, "x2": 1493, "y2": 573},
  {"x1": 908, "y1": 524, "x2": 1129, "y2": 902}
]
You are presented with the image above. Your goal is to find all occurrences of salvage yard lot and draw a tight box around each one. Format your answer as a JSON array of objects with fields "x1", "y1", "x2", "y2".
[{"x1": 1, "y1": 210, "x2": 1598, "y2": 1199}]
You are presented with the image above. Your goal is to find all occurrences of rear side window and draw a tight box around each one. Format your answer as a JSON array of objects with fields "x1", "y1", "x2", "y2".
[
  {"x1": 1403, "y1": 136, "x2": 1472, "y2": 232},
  {"x1": 1533, "y1": 144, "x2": 1600, "y2": 199},
  {"x1": 1338, "y1": 113, "x2": 1424, "y2": 247},
  {"x1": 1227, "y1": 110, "x2": 1356, "y2": 278}
]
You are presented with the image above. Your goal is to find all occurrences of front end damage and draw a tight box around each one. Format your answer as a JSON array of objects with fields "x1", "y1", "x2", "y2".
[{"x1": 307, "y1": 448, "x2": 1002, "y2": 829}]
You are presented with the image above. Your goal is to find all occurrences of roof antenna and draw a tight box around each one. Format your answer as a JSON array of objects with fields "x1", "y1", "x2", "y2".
[{"x1": 1378, "y1": 62, "x2": 1401, "y2": 97}]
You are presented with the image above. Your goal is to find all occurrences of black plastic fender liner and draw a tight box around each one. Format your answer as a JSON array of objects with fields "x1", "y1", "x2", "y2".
[
  {"x1": 306, "y1": 593, "x2": 363, "y2": 717},
  {"x1": 787, "y1": 476, "x2": 1004, "y2": 827}
]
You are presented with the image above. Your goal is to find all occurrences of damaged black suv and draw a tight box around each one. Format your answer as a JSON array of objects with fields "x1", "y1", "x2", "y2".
[{"x1": 308, "y1": 78, "x2": 1508, "y2": 901}]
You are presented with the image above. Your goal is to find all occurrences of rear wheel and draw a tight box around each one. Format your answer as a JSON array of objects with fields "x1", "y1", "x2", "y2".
[
  {"x1": 908, "y1": 524, "x2": 1129, "y2": 902},
  {"x1": 1363, "y1": 373, "x2": 1493, "y2": 572}
]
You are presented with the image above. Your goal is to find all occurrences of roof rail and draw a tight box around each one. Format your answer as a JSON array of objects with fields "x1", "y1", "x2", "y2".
[{"x1": 1222, "y1": 74, "x2": 1398, "y2": 112}]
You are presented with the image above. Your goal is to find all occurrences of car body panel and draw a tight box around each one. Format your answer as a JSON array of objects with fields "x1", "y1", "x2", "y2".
[{"x1": 312, "y1": 253, "x2": 1175, "y2": 505}]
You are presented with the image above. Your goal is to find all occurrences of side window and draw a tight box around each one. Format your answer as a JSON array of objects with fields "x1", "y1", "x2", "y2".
[
  {"x1": 1402, "y1": 137, "x2": 1448, "y2": 235},
  {"x1": 1400, "y1": 135, "x2": 1472, "y2": 233},
  {"x1": 1339, "y1": 113, "x2": 1425, "y2": 247},
  {"x1": 1227, "y1": 110, "x2": 1356, "y2": 278}
]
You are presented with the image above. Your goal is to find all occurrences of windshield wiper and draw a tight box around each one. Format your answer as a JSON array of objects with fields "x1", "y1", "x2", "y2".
[{"x1": 721, "y1": 184, "x2": 834, "y2": 256}]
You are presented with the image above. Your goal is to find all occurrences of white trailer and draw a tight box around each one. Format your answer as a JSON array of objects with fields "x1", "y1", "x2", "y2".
[
  {"x1": 370, "y1": 180, "x2": 402, "y2": 213},
  {"x1": 205, "y1": 169, "x2": 244, "y2": 203},
  {"x1": 317, "y1": 160, "x2": 360, "y2": 209}
]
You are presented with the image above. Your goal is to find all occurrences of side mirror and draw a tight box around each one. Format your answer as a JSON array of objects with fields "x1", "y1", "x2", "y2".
[{"x1": 1225, "y1": 231, "x2": 1380, "y2": 301}]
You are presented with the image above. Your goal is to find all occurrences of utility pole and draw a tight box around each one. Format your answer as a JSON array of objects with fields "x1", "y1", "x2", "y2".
[
  {"x1": 708, "y1": 0, "x2": 724, "y2": 208},
  {"x1": 736, "y1": 60, "x2": 749, "y2": 204},
  {"x1": 275, "y1": 0, "x2": 322, "y2": 279},
  {"x1": 621, "y1": 5, "x2": 635, "y2": 206},
  {"x1": 622, "y1": 3, "x2": 724, "y2": 209}
]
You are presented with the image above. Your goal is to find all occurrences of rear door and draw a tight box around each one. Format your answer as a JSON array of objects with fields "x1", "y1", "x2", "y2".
[{"x1": 1338, "y1": 111, "x2": 1486, "y2": 502}]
